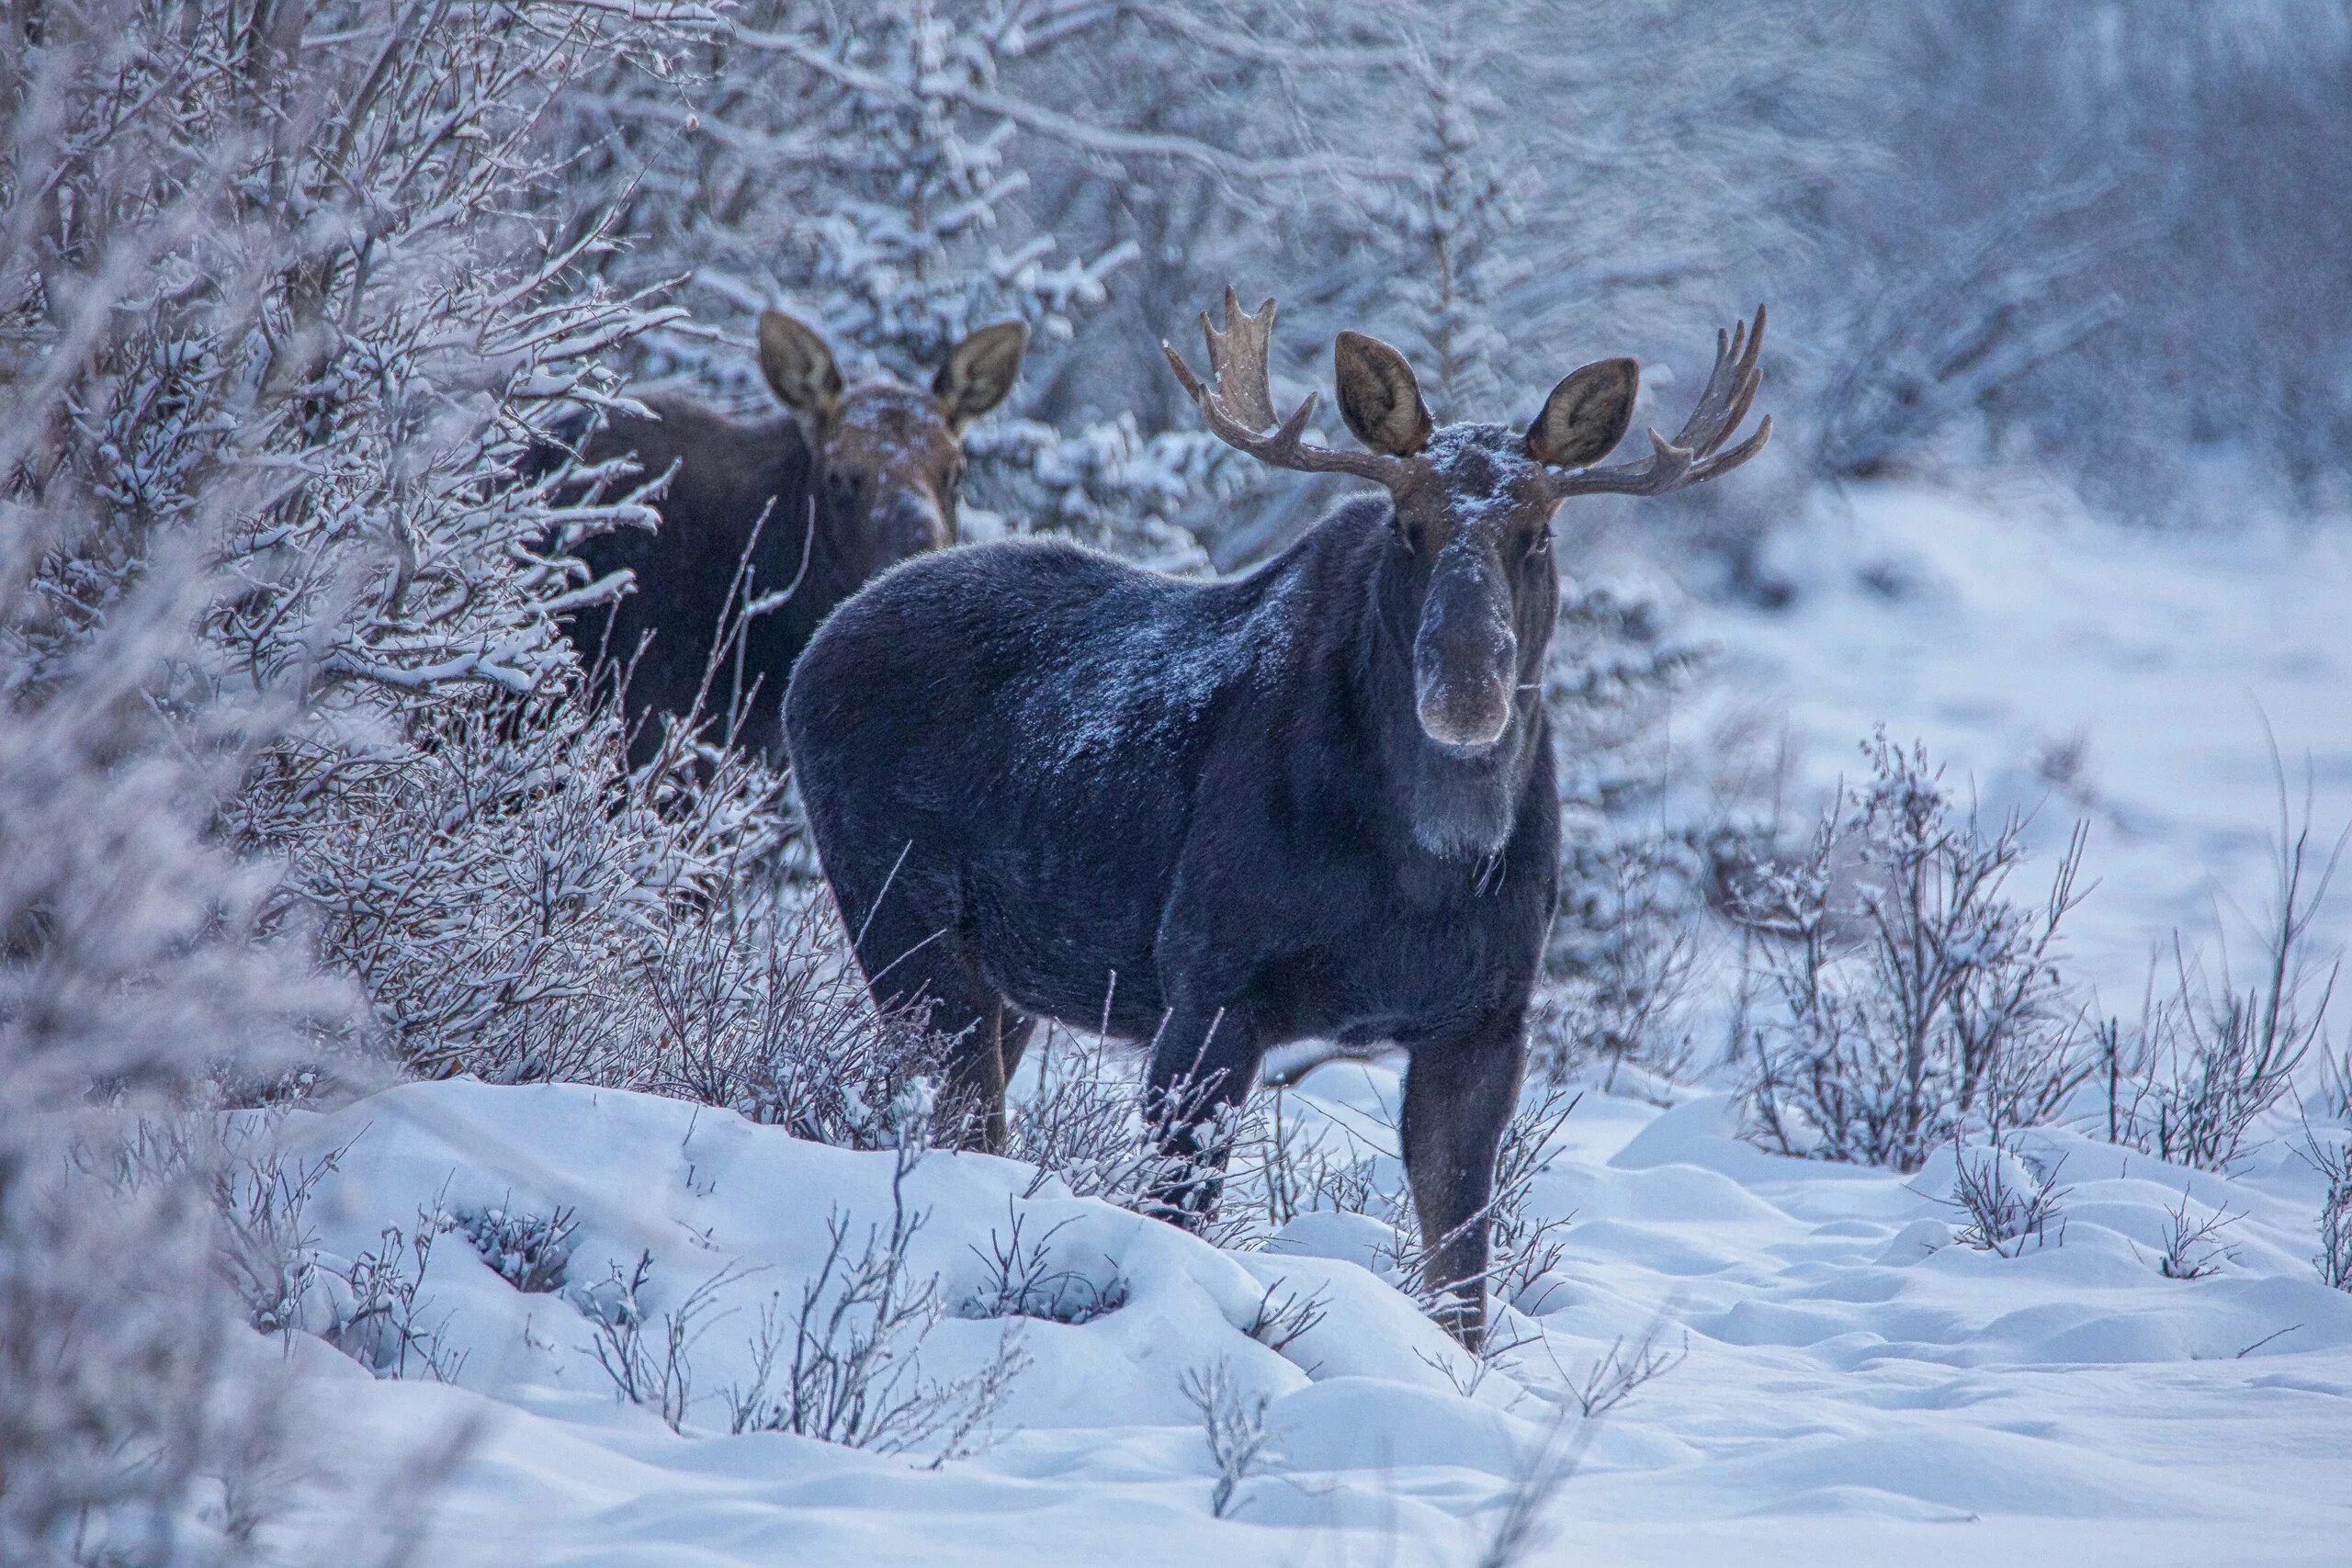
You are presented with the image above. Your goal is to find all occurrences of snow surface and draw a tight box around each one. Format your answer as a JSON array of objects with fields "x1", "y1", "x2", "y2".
[{"x1": 259, "y1": 1066, "x2": 2351, "y2": 1567}]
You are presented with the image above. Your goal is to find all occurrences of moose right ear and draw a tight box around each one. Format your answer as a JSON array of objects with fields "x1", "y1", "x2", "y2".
[
  {"x1": 933, "y1": 320, "x2": 1028, "y2": 426},
  {"x1": 1333, "y1": 331, "x2": 1433, "y2": 457},
  {"x1": 758, "y1": 310, "x2": 845, "y2": 421},
  {"x1": 1526, "y1": 357, "x2": 1638, "y2": 468}
]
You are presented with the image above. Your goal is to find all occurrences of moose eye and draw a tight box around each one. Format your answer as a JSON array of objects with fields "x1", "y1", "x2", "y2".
[{"x1": 1528, "y1": 528, "x2": 1552, "y2": 558}]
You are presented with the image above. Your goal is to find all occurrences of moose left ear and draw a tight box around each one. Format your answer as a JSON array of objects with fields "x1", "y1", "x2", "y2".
[
  {"x1": 933, "y1": 321, "x2": 1028, "y2": 425},
  {"x1": 1526, "y1": 357, "x2": 1639, "y2": 468}
]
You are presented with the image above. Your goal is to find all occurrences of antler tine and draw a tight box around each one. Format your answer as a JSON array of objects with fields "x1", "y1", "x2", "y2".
[
  {"x1": 1198, "y1": 287, "x2": 1281, "y2": 433},
  {"x1": 1548, "y1": 306, "x2": 1771, "y2": 501},
  {"x1": 1668, "y1": 303, "x2": 1766, "y2": 458},
  {"x1": 1161, "y1": 288, "x2": 1413, "y2": 485}
]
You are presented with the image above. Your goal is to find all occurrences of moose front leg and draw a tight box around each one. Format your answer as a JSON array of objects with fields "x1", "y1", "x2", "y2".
[
  {"x1": 1141, "y1": 999, "x2": 1263, "y2": 1231},
  {"x1": 1399, "y1": 1010, "x2": 1529, "y2": 1350}
]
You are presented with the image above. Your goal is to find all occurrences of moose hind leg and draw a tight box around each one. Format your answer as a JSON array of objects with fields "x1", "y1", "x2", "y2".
[
  {"x1": 943, "y1": 1000, "x2": 1037, "y2": 1154},
  {"x1": 1141, "y1": 1001, "x2": 1264, "y2": 1231},
  {"x1": 1399, "y1": 1015, "x2": 1528, "y2": 1350},
  {"x1": 833, "y1": 875, "x2": 1018, "y2": 1152}
]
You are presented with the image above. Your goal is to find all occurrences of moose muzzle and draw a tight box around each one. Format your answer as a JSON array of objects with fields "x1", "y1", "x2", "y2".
[
  {"x1": 1412, "y1": 544, "x2": 1517, "y2": 750},
  {"x1": 871, "y1": 488, "x2": 953, "y2": 559}
]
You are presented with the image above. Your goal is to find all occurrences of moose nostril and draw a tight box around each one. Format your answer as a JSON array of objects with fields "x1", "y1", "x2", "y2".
[{"x1": 1416, "y1": 681, "x2": 1512, "y2": 750}]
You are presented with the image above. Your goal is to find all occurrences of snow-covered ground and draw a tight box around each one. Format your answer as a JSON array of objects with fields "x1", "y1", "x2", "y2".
[
  {"x1": 266, "y1": 1068, "x2": 2351, "y2": 1567},
  {"x1": 248, "y1": 483, "x2": 2352, "y2": 1565}
]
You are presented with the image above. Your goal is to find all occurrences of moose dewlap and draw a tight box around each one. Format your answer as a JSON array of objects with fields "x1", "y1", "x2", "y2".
[{"x1": 786, "y1": 289, "x2": 1769, "y2": 1348}]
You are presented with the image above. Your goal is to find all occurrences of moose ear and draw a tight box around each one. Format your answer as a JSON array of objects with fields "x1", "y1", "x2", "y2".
[
  {"x1": 758, "y1": 310, "x2": 845, "y2": 420},
  {"x1": 933, "y1": 320, "x2": 1028, "y2": 424},
  {"x1": 1333, "y1": 331, "x2": 1432, "y2": 457},
  {"x1": 1526, "y1": 357, "x2": 1638, "y2": 468}
]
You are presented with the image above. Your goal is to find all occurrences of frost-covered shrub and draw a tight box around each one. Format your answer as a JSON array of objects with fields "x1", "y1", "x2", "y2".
[
  {"x1": 3, "y1": 0, "x2": 763, "y2": 1096},
  {"x1": 2098, "y1": 795, "x2": 2342, "y2": 1170},
  {"x1": 636, "y1": 890, "x2": 949, "y2": 1149},
  {"x1": 1179, "y1": 1359, "x2": 1282, "y2": 1520},
  {"x1": 0, "y1": 14, "x2": 378, "y2": 1545},
  {"x1": 239, "y1": 693, "x2": 787, "y2": 1084},
  {"x1": 461, "y1": 1205, "x2": 579, "y2": 1296},
  {"x1": 0, "y1": 0, "x2": 730, "y2": 1548},
  {"x1": 322, "y1": 1209, "x2": 469, "y2": 1384},
  {"x1": 1250, "y1": 1084, "x2": 1382, "y2": 1234},
  {"x1": 1735, "y1": 734, "x2": 2097, "y2": 1171},
  {"x1": 582, "y1": 1251, "x2": 741, "y2": 1435},
  {"x1": 1006, "y1": 1025, "x2": 1189, "y2": 1211},
  {"x1": 958, "y1": 1206, "x2": 1130, "y2": 1325},
  {"x1": 1940, "y1": 1141, "x2": 2068, "y2": 1258},
  {"x1": 2153, "y1": 1190, "x2": 2240, "y2": 1281},
  {"x1": 2309, "y1": 1138, "x2": 2352, "y2": 1292},
  {"x1": 722, "y1": 1147, "x2": 1028, "y2": 1459}
]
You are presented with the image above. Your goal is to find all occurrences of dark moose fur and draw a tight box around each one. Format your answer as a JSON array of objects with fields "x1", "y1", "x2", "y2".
[
  {"x1": 560, "y1": 311, "x2": 1024, "y2": 763},
  {"x1": 787, "y1": 297, "x2": 1766, "y2": 1346}
]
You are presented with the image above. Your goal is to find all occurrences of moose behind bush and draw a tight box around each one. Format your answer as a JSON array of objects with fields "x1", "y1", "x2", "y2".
[
  {"x1": 561, "y1": 312, "x2": 1025, "y2": 763},
  {"x1": 786, "y1": 291, "x2": 1770, "y2": 1345}
]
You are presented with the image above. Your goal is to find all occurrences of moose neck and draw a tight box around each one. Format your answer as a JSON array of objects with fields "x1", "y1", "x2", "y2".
[{"x1": 1359, "y1": 528, "x2": 1544, "y2": 864}]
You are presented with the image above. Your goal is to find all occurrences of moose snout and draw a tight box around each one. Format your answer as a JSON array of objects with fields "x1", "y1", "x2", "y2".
[
  {"x1": 1413, "y1": 555, "x2": 1518, "y2": 750},
  {"x1": 872, "y1": 488, "x2": 952, "y2": 556}
]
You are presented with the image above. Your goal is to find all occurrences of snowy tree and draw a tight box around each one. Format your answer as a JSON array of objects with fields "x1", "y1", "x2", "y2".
[
  {"x1": 563, "y1": 0, "x2": 1240, "y2": 569},
  {"x1": 1362, "y1": 23, "x2": 1524, "y2": 419}
]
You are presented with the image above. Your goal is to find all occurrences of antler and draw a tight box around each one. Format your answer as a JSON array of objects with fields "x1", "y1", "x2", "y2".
[
  {"x1": 1162, "y1": 288, "x2": 1412, "y2": 487},
  {"x1": 1546, "y1": 306, "x2": 1773, "y2": 500}
]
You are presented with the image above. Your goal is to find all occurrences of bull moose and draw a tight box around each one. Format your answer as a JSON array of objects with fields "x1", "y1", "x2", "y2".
[
  {"x1": 560, "y1": 311, "x2": 1025, "y2": 763},
  {"x1": 785, "y1": 290, "x2": 1769, "y2": 1345}
]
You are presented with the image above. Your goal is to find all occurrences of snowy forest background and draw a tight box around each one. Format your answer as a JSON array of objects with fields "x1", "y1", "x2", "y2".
[{"x1": 6, "y1": 2, "x2": 2352, "y2": 1563}]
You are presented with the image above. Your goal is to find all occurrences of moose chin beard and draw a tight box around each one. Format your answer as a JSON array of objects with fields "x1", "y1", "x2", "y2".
[{"x1": 1404, "y1": 712, "x2": 1531, "y2": 863}]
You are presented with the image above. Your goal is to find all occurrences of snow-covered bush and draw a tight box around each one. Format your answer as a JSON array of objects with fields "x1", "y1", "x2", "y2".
[
  {"x1": 1939, "y1": 1141, "x2": 2069, "y2": 1258},
  {"x1": 1005, "y1": 1024, "x2": 1189, "y2": 1210},
  {"x1": 583, "y1": 1251, "x2": 744, "y2": 1435},
  {"x1": 1178, "y1": 1358, "x2": 1281, "y2": 1519},
  {"x1": 721, "y1": 1146, "x2": 1028, "y2": 1459},
  {"x1": 632, "y1": 889, "x2": 948, "y2": 1148},
  {"x1": 0, "y1": 0, "x2": 793, "y2": 1547},
  {"x1": 2154, "y1": 1190, "x2": 2241, "y2": 1281},
  {"x1": 2308, "y1": 1137, "x2": 2352, "y2": 1292},
  {"x1": 459, "y1": 1205, "x2": 579, "y2": 1296},
  {"x1": 2098, "y1": 794, "x2": 2342, "y2": 1170},
  {"x1": 959, "y1": 1204, "x2": 1131, "y2": 1325},
  {"x1": 0, "y1": 8, "x2": 378, "y2": 1550},
  {"x1": 1734, "y1": 734, "x2": 2098, "y2": 1170}
]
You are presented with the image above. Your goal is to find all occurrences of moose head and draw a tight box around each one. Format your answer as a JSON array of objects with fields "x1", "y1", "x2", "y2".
[
  {"x1": 1167, "y1": 290, "x2": 1768, "y2": 767},
  {"x1": 756, "y1": 310, "x2": 1028, "y2": 585}
]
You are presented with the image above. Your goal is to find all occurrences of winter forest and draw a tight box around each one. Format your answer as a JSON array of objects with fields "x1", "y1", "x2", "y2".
[{"x1": 6, "y1": 1, "x2": 2352, "y2": 1563}]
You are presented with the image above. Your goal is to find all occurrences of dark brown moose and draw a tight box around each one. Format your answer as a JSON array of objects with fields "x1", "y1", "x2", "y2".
[
  {"x1": 786, "y1": 290, "x2": 1768, "y2": 1346},
  {"x1": 562, "y1": 311, "x2": 1025, "y2": 763}
]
